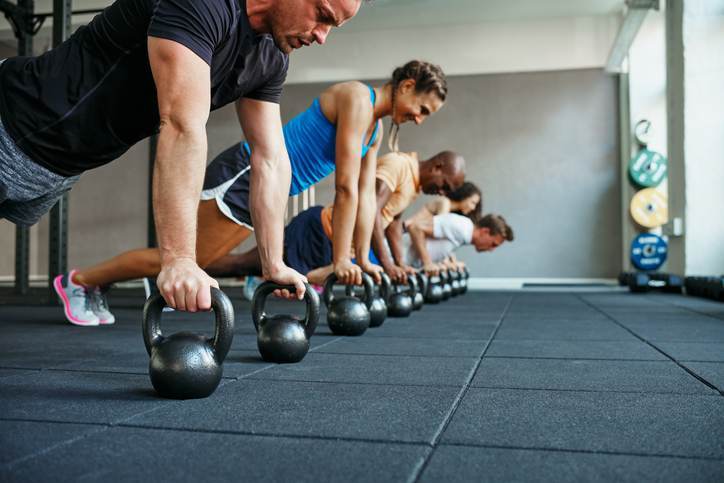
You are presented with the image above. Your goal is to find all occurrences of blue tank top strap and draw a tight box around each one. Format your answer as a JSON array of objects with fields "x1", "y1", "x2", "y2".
[{"x1": 365, "y1": 85, "x2": 380, "y2": 149}]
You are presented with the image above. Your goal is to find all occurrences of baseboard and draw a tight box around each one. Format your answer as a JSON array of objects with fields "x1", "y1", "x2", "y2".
[{"x1": 467, "y1": 278, "x2": 618, "y2": 290}]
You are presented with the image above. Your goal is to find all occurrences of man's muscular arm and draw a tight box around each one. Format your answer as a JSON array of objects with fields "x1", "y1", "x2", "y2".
[{"x1": 148, "y1": 37, "x2": 217, "y2": 312}]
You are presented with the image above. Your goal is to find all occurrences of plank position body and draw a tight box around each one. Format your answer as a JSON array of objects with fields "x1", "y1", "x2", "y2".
[
  {"x1": 60, "y1": 61, "x2": 447, "y2": 325},
  {"x1": 206, "y1": 151, "x2": 471, "y2": 287},
  {"x1": 0, "y1": 0, "x2": 364, "y2": 321},
  {"x1": 406, "y1": 212, "x2": 515, "y2": 276}
]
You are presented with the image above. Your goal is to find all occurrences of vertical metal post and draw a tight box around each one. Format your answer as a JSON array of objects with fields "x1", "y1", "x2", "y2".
[
  {"x1": 618, "y1": 72, "x2": 632, "y2": 272},
  {"x1": 14, "y1": 0, "x2": 34, "y2": 295},
  {"x1": 48, "y1": 0, "x2": 72, "y2": 290},
  {"x1": 147, "y1": 135, "x2": 157, "y2": 248},
  {"x1": 664, "y1": 0, "x2": 686, "y2": 275}
]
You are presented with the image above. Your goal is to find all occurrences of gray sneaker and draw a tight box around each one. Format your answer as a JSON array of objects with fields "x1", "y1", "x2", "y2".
[
  {"x1": 53, "y1": 270, "x2": 100, "y2": 327},
  {"x1": 89, "y1": 286, "x2": 115, "y2": 325}
]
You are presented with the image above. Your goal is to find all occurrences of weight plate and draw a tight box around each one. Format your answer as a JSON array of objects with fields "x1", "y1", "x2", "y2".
[
  {"x1": 630, "y1": 188, "x2": 668, "y2": 228},
  {"x1": 628, "y1": 148, "x2": 668, "y2": 188},
  {"x1": 630, "y1": 233, "x2": 668, "y2": 271}
]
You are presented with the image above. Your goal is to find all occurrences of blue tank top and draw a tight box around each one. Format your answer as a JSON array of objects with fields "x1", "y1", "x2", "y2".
[{"x1": 243, "y1": 85, "x2": 379, "y2": 196}]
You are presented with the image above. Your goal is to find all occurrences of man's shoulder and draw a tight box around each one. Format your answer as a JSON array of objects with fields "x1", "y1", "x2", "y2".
[
  {"x1": 378, "y1": 150, "x2": 415, "y2": 166},
  {"x1": 436, "y1": 212, "x2": 472, "y2": 226}
]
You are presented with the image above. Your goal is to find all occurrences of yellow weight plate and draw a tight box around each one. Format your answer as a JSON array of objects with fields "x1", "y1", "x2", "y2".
[{"x1": 630, "y1": 188, "x2": 668, "y2": 228}]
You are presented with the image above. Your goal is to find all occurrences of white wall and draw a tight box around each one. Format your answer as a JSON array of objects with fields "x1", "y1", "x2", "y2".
[
  {"x1": 287, "y1": 15, "x2": 621, "y2": 83},
  {"x1": 682, "y1": 0, "x2": 724, "y2": 275}
]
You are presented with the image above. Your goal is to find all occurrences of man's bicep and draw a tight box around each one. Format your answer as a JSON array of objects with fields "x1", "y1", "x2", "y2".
[{"x1": 148, "y1": 37, "x2": 210, "y2": 127}]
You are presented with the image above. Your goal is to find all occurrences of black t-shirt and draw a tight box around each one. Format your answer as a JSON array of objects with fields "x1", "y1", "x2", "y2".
[{"x1": 0, "y1": 0, "x2": 288, "y2": 176}]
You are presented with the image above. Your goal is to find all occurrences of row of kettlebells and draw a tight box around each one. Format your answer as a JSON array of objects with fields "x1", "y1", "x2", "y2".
[
  {"x1": 255, "y1": 267, "x2": 470, "y2": 363},
  {"x1": 141, "y1": 268, "x2": 469, "y2": 400}
]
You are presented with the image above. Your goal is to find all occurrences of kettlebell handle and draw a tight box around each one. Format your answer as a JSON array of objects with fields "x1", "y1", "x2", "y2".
[
  {"x1": 323, "y1": 272, "x2": 375, "y2": 309},
  {"x1": 252, "y1": 281, "x2": 320, "y2": 339},
  {"x1": 347, "y1": 272, "x2": 391, "y2": 303},
  {"x1": 141, "y1": 287, "x2": 235, "y2": 363},
  {"x1": 407, "y1": 273, "x2": 419, "y2": 296}
]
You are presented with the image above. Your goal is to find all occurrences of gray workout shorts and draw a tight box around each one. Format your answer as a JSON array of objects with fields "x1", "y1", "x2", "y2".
[{"x1": 0, "y1": 60, "x2": 80, "y2": 226}]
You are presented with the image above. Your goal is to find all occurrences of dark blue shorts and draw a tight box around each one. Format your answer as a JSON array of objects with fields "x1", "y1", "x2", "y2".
[
  {"x1": 201, "y1": 144, "x2": 252, "y2": 227},
  {"x1": 283, "y1": 205, "x2": 332, "y2": 274}
]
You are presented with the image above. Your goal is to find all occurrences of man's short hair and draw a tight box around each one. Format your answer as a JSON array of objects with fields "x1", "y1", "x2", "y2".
[{"x1": 476, "y1": 214, "x2": 514, "y2": 241}]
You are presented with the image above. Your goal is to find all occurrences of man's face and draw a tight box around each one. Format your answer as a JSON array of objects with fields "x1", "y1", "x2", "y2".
[
  {"x1": 472, "y1": 228, "x2": 505, "y2": 252},
  {"x1": 421, "y1": 166, "x2": 465, "y2": 196},
  {"x1": 268, "y1": 0, "x2": 361, "y2": 54}
]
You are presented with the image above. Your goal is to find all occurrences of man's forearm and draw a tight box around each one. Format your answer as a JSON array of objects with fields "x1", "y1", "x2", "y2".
[
  {"x1": 386, "y1": 220, "x2": 406, "y2": 265},
  {"x1": 408, "y1": 225, "x2": 433, "y2": 266},
  {"x1": 249, "y1": 152, "x2": 289, "y2": 277},
  {"x1": 153, "y1": 124, "x2": 206, "y2": 264},
  {"x1": 372, "y1": 215, "x2": 394, "y2": 268}
]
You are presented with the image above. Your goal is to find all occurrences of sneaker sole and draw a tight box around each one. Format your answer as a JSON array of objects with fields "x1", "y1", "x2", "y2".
[{"x1": 53, "y1": 275, "x2": 100, "y2": 327}]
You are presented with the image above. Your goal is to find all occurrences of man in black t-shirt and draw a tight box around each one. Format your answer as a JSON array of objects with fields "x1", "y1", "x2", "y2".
[{"x1": 0, "y1": 0, "x2": 362, "y2": 311}]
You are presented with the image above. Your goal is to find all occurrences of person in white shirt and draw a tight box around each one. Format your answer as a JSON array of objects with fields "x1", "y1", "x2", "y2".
[{"x1": 406, "y1": 212, "x2": 514, "y2": 275}]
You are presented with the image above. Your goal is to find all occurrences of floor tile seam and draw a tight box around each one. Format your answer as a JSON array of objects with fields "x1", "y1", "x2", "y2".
[
  {"x1": 436, "y1": 441, "x2": 724, "y2": 462},
  {"x1": 3, "y1": 424, "x2": 112, "y2": 470},
  {"x1": 0, "y1": 366, "x2": 43, "y2": 372},
  {"x1": 116, "y1": 422, "x2": 435, "y2": 447},
  {"x1": 243, "y1": 375, "x2": 467, "y2": 389},
  {"x1": 494, "y1": 337, "x2": 641, "y2": 342},
  {"x1": 313, "y1": 351, "x2": 481, "y2": 360},
  {"x1": 484, "y1": 355, "x2": 668, "y2": 362},
  {"x1": 362, "y1": 335, "x2": 497, "y2": 341},
  {"x1": 654, "y1": 296, "x2": 724, "y2": 322},
  {"x1": 284, "y1": 352, "x2": 479, "y2": 362},
  {"x1": 576, "y1": 295, "x2": 724, "y2": 397},
  {"x1": 466, "y1": 384, "x2": 719, "y2": 397},
  {"x1": 410, "y1": 294, "x2": 515, "y2": 483},
  {"x1": 0, "y1": 417, "x2": 110, "y2": 427}
]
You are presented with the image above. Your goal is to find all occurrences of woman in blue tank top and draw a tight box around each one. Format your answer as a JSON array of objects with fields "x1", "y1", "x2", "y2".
[{"x1": 69, "y1": 61, "x2": 448, "y2": 305}]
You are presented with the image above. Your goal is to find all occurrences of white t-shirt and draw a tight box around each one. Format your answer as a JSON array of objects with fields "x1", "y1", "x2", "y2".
[{"x1": 404, "y1": 213, "x2": 474, "y2": 267}]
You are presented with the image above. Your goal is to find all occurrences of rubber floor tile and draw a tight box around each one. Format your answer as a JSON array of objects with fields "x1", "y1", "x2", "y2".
[
  {"x1": 125, "y1": 378, "x2": 459, "y2": 443},
  {"x1": 442, "y1": 387, "x2": 724, "y2": 458},
  {"x1": 2, "y1": 426, "x2": 429, "y2": 483},
  {"x1": 471, "y1": 358, "x2": 714, "y2": 394},
  {"x1": 418, "y1": 445, "x2": 724, "y2": 483}
]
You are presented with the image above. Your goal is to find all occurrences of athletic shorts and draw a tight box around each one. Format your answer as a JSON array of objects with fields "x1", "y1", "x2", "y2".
[
  {"x1": 283, "y1": 205, "x2": 332, "y2": 274},
  {"x1": 201, "y1": 144, "x2": 253, "y2": 228},
  {"x1": 0, "y1": 64, "x2": 80, "y2": 227}
]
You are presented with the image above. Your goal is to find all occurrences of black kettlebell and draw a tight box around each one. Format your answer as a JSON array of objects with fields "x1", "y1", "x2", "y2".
[
  {"x1": 387, "y1": 277, "x2": 413, "y2": 318},
  {"x1": 142, "y1": 287, "x2": 234, "y2": 399},
  {"x1": 324, "y1": 272, "x2": 373, "y2": 336},
  {"x1": 346, "y1": 272, "x2": 390, "y2": 328},
  {"x1": 440, "y1": 271, "x2": 452, "y2": 301},
  {"x1": 252, "y1": 282, "x2": 320, "y2": 363},
  {"x1": 409, "y1": 274, "x2": 424, "y2": 311},
  {"x1": 451, "y1": 269, "x2": 463, "y2": 296},
  {"x1": 416, "y1": 272, "x2": 429, "y2": 298},
  {"x1": 461, "y1": 267, "x2": 470, "y2": 294},
  {"x1": 425, "y1": 274, "x2": 443, "y2": 304},
  {"x1": 345, "y1": 272, "x2": 392, "y2": 327}
]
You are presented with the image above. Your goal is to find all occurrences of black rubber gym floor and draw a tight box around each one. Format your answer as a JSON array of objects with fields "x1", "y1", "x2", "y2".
[{"x1": 1, "y1": 291, "x2": 723, "y2": 482}]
